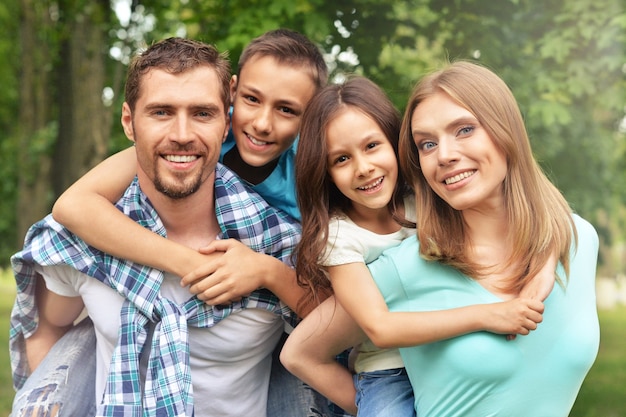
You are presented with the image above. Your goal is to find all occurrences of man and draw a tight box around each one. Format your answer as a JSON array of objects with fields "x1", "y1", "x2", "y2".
[{"x1": 10, "y1": 38, "x2": 303, "y2": 417}]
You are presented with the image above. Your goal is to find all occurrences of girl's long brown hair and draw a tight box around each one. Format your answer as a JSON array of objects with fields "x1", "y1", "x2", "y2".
[
  {"x1": 295, "y1": 76, "x2": 410, "y2": 305},
  {"x1": 399, "y1": 61, "x2": 575, "y2": 293}
]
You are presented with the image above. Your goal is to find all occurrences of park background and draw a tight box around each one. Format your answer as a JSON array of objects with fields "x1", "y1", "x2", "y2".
[{"x1": 0, "y1": 0, "x2": 624, "y2": 415}]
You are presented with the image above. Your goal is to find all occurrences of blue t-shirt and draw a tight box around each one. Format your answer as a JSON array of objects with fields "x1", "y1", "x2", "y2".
[
  {"x1": 368, "y1": 214, "x2": 600, "y2": 417},
  {"x1": 220, "y1": 129, "x2": 299, "y2": 222}
]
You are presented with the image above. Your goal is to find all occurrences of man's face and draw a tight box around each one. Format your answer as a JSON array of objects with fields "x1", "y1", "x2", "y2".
[
  {"x1": 229, "y1": 55, "x2": 317, "y2": 167},
  {"x1": 121, "y1": 66, "x2": 229, "y2": 199}
]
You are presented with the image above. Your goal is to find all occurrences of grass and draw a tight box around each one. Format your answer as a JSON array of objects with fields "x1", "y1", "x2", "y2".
[{"x1": 0, "y1": 269, "x2": 624, "y2": 416}]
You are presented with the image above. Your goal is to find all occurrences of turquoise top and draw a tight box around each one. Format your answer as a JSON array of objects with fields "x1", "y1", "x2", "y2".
[
  {"x1": 368, "y1": 214, "x2": 600, "y2": 417},
  {"x1": 220, "y1": 129, "x2": 299, "y2": 222}
]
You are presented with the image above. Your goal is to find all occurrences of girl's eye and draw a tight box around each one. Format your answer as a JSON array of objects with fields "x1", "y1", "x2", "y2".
[
  {"x1": 366, "y1": 142, "x2": 378, "y2": 150},
  {"x1": 278, "y1": 106, "x2": 296, "y2": 115},
  {"x1": 333, "y1": 155, "x2": 348, "y2": 165},
  {"x1": 244, "y1": 95, "x2": 259, "y2": 104}
]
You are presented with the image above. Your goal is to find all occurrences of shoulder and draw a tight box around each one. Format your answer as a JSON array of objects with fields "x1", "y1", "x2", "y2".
[
  {"x1": 215, "y1": 163, "x2": 300, "y2": 231},
  {"x1": 572, "y1": 213, "x2": 598, "y2": 244}
]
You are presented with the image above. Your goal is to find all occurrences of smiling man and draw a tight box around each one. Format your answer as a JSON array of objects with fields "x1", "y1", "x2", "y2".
[{"x1": 10, "y1": 38, "x2": 302, "y2": 417}]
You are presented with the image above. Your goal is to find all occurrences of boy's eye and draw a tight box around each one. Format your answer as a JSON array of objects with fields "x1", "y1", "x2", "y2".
[
  {"x1": 278, "y1": 106, "x2": 296, "y2": 115},
  {"x1": 244, "y1": 95, "x2": 259, "y2": 104}
]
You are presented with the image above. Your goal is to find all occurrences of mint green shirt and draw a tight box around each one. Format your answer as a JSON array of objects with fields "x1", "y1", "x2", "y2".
[{"x1": 368, "y1": 214, "x2": 600, "y2": 417}]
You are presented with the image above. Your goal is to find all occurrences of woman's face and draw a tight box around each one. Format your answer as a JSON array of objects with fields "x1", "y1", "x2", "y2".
[
  {"x1": 410, "y1": 92, "x2": 508, "y2": 213},
  {"x1": 325, "y1": 107, "x2": 398, "y2": 218}
]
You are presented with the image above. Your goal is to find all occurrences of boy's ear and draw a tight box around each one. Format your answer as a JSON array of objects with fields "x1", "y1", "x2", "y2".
[
  {"x1": 121, "y1": 102, "x2": 135, "y2": 143},
  {"x1": 223, "y1": 113, "x2": 230, "y2": 143},
  {"x1": 229, "y1": 75, "x2": 238, "y2": 104}
]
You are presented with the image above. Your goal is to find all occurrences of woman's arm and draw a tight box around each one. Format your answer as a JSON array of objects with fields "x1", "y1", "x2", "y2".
[
  {"x1": 52, "y1": 147, "x2": 212, "y2": 278},
  {"x1": 280, "y1": 296, "x2": 364, "y2": 415},
  {"x1": 330, "y1": 262, "x2": 544, "y2": 349}
]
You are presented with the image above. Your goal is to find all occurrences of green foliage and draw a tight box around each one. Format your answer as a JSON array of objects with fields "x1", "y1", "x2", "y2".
[{"x1": 2, "y1": 0, "x2": 624, "y2": 273}]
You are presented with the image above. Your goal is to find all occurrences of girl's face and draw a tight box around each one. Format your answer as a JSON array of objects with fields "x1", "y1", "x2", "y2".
[
  {"x1": 326, "y1": 107, "x2": 398, "y2": 218},
  {"x1": 410, "y1": 92, "x2": 508, "y2": 214}
]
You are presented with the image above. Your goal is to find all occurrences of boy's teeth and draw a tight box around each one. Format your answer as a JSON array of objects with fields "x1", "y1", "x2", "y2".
[{"x1": 249, "y1": 136, "x2": 268, "y2": 146}]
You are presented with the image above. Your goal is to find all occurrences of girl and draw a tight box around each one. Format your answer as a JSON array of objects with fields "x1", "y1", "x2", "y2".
[
  {"x1": 281, "y1": 76, "x2": 553, "y2": 416},
  {"x1": 366, "y1": 61, "x2": 599, "y2": 416}
]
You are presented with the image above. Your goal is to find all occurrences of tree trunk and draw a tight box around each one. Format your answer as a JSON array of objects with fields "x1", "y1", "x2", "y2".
[
  {"x1": 53, "y1": 0, "x2": 110, "y2": 196},
  {"x1": 16, "y1": 0, "x2": 54, "y2": 244}
]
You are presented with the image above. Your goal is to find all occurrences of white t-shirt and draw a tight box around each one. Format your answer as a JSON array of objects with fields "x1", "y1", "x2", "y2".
[
  {"x1": 321, "y1": 196, "x2": 416, "y2": 373},
  {"x1": 37, "y1": 264, "x2": 283, "y2": 417}
]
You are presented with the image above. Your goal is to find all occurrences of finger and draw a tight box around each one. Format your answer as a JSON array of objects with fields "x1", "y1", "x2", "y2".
[
  {"x1": 198, "y1": 239, "x2": 236, "y2": 255},
  {"x1": 181, "y1": 265, "x2": 217, "y2": 286}
]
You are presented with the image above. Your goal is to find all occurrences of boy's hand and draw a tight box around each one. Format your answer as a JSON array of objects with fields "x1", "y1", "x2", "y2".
[{"x1": 181, "y1": 239, "x2": 265, "y2": 305}]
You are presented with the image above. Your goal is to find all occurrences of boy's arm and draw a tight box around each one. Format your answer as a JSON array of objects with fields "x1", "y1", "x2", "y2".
[
  {"x1": 181, "y1": 239, "x2": 317, "y2": 317},
  {"x1": 51, "y1": 147, "x2": 218, "y2": 278},
  {"x1": 330, "y1": 263, "x2": 544, "y2": 349},
  {"x1": 25, "y1": 274, "x2": 84, "y2": 372},
  {"x1": 280, "y1": 296, "x2": 363, "y2": 415}
]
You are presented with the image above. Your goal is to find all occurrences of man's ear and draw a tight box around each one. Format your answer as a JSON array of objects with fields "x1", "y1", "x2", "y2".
[
  {"x1": 229, "y1": 75, "x2": 238, "y2": 105},
  {"x1": 121, "y1": 102, "x2": 135, "y2": 143}
]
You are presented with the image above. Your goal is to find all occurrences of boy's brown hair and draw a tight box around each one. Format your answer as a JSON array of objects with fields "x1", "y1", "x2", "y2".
[{"x1": 237, "y1": 28, "x2": 328, "y2": 91}]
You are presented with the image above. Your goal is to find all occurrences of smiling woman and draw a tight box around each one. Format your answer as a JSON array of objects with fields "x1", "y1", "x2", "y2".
[{"x1": 366, "y1": 60, "x2": 601, "y2": 417}]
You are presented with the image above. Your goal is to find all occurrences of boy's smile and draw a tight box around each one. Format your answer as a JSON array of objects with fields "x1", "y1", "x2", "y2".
[{"x1": 229, "y1": 55, "x2": 316, "y2": 177}]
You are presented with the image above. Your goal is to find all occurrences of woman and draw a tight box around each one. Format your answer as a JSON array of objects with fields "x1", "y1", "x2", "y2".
[{"x1": 367, "y1": 61, "x2": 600, "y2": 416}]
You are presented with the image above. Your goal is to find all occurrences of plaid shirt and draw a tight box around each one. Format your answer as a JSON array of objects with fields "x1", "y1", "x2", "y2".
[{"x1": 10, "y1": 163, "x2": 301, "y2": 417}]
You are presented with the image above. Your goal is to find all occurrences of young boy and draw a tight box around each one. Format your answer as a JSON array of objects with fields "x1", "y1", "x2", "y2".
[{"x1": 51, "y1": 29, "x2": 341, "y2": 416}]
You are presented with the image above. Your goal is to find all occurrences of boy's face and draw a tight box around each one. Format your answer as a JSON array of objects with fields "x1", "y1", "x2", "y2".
[{"x1": 230, "y1": 55, "x2": 317, "y2": 167}]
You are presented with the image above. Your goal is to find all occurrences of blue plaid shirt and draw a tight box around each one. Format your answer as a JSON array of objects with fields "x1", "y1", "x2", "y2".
[{"x1": 10, "y1": 163, "x2": 301, "y2": 417}]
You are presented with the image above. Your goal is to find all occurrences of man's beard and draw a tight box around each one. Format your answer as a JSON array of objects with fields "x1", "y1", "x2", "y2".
[{"x1": 153, "y1": 170, "x2": 202, "y2": 199}]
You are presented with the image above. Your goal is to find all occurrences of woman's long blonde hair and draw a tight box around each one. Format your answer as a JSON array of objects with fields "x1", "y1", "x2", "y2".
[{"x1": 399, "y1": 61, "x2": 576, "y2": 292}]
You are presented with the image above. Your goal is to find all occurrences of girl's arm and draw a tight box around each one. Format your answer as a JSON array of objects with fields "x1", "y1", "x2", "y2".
[
  {"x1": 280, "y1": 296, "x2": 364, "y2": 415},
  {"x1": 52, "y1": 147, "x2": 216, "y2": 278},
  {"x1": 329, "y1": 262, "x2": 544, "y2": 349}
]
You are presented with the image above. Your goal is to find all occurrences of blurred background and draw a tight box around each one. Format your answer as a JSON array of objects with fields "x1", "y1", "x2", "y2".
[{"x1": 0, "y1": 0, "x2": 624, "y2": 415}]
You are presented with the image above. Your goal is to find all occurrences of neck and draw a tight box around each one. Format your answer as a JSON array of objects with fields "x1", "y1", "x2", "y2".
[
  {"x1": 347, "y1": 204, "x2": 402, "y2": 235},
  {"x1": 462, "y1": 207, "x2": 518, "y2": 298},
  {"x1": 223, "y1": 146, "x2": 278, "y2": 185},
  {"x1": 139, "y1": 176, "x2": 221, "y2": 249}
]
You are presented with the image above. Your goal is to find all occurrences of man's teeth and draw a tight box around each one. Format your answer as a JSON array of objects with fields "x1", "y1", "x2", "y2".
[
  {"x1": 358, "y1": 177, "x2": 383, "y2": 190},
  {"x1": 445, "y1": 171, "x2": 475, "y2": 185},
  {"x1": 165, "y1": 155, "x2": 197, "y2": 163}
]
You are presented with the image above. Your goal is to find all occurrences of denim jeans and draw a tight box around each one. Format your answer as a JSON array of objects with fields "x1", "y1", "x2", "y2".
[
  {"x1": 267, "y1": 332, "x2": 340, "y2": 417},
  {"x1": 353, "y1": 367, "x2": 415, "y2": 417},
  {"x1": 11, "y1": 317, "x2": 97, "y2": 417}
]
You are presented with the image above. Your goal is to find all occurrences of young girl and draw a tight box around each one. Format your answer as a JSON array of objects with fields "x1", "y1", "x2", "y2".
[{"x1": 280, "y1": 76, "x2": 554, "y2": 416}]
